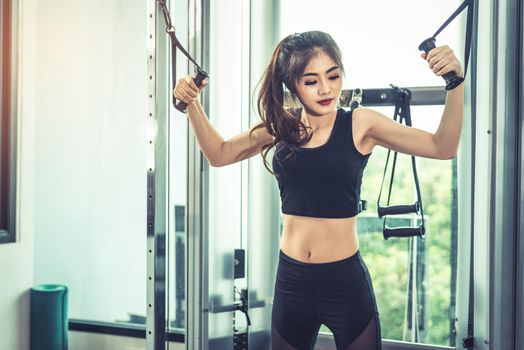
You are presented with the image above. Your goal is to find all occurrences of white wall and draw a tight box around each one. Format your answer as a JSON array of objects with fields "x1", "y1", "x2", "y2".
[{"x1": 0, "y1": 0, "x2": 37, "y2": 348}]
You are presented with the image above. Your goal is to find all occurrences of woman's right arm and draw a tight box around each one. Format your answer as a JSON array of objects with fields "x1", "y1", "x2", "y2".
[{"x1": 175, "y1": 76, "x2": 275, "y2": 167}]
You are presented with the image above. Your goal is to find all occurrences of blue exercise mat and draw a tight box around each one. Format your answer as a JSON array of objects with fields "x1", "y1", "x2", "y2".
[{"x1": 30, "y1": 284, "x2": 68, "y2": 350}]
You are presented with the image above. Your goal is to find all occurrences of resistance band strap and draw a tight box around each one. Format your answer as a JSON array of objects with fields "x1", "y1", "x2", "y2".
[
  {"x1": 157, "y1": 0, "x2": 200, "y2": 67},
  {"x1": 157, "y1": 0, "x2": 204, "y2": 107},
  {"x1": 377, "y1": 87, "x2": 425, "y2": 231},
  {"x1": 432, "y1": 0, "x2": 475, "y2": 79}
]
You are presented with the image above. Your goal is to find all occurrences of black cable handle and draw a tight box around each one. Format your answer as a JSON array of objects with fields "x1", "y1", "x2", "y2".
[
  {"x1": 377, "y1": 86, "x2": 426, "y2": 240},
  {"x1": 418, "y1": 0, "x2": 475, "y2": 90},
  {"x1": 157, "y1": 0, "x2": 209, "y2": 113}
]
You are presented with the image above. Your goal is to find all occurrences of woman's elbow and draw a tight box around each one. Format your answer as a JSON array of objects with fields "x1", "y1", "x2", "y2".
[
  {"x1": 209, "y1": 158, "x2": 224, "y2": 167},
  {"x1": 437, "y1": 149, "x2": 457, "y2": 160}
]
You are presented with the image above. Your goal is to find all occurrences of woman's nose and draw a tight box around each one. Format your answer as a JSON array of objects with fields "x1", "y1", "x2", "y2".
[{"x1": 318, "y1": 79, "x2": 331, "y2": 95}]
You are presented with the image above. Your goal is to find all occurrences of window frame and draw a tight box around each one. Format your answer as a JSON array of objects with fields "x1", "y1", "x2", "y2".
[{"x1": 0, "y1": 0, "x2": 18, "y2": 245}]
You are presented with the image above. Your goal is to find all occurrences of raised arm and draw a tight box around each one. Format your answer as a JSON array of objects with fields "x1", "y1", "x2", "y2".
[
  {"x1": 359, "y1": 44, "x2": 464, "y2": 160},
  {"x1": 361, "y1": 90, "x2": 464, "y2": 160},
  {"x1": 175, "y1": 76, "x2": 275, "y2": 167}
]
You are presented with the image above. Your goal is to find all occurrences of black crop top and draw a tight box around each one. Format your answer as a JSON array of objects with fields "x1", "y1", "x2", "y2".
[{"x1": 272, "y1": 108, "x2": 371, "y2": 218}]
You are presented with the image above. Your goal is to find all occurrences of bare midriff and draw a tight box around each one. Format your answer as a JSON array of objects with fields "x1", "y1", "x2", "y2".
[{"x1": 280, "y1": 214, "x2": 359, "y2": 263}]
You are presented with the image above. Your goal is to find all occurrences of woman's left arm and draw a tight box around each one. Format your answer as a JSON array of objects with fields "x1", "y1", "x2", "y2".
[{"x1": 362, "y1": 45, "x2": 464, "y2": 160}]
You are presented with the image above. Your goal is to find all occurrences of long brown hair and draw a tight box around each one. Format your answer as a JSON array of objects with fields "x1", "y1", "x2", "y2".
[{"x1": 250, "y1": 31, "x2": 345, "y2": 176}]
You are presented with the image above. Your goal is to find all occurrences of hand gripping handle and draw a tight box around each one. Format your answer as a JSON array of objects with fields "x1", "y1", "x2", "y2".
[
  {"x1": 418, "y1": 38, "x2": 464, "y2": 91},
  {"x1": 174, "y1": 68, "x2": 209, "y2": 113}
]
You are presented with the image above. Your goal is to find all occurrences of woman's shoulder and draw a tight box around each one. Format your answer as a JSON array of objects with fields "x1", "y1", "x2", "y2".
[{"x1": 349, "y1": 107, "x2": 373, "y2": 128}]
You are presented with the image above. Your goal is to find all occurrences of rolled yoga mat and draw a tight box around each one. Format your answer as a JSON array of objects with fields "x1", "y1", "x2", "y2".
[{"x1": 30, "y1": 284, "x2": 68, "y2": 350}]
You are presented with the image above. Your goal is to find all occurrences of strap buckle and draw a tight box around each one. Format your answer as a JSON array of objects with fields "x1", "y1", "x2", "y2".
[
  {"x1": 462, "y1": 336, "x2": 474, "y2": 348},
  {"x1": 349, "y1": 88, "x2": 363, "y2": 110},
  {"x1": 358, "y1": 199, "x2": 367, "y2": 213}
]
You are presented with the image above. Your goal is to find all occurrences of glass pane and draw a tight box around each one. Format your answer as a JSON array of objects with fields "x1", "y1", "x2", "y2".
[
  {"x1": 280, "y1": 1, "x2": 462, "y2": 345},
  {"x1": 356, "y1": 105, "x2": 457, "y2": 346},
  {"x1": 281, "y1": 0, "x2": 464, "y2": 88},
  {"x1": 274, "y1": 104, "x2": 458, "y2": 346},
  {"x1": 33, "y1": 1, "x2": 148, "y2": 325},
  {"x1": 198, "y1": 0, "x2": 250, "y2": 346},
  {"x1": 167, "y1": 0, "x2": 189, "y2": 333},
  {"x1": 0, "y1": 0, "x2": 16, "y2": 244}
]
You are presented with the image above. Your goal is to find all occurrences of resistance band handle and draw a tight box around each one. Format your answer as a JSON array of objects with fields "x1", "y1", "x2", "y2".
[
  {"x1": 383, "y1": 225, "x2": 425, "y2": 240},
  {"x1": 418, "y1": 38, "x2": 464, "y2": 91},
  {"x1": 377, "y1": 202, "x2": 420, "y2": 218},
  {"x1": 174, "y1": 68, "x2": 209, "y2": 113}
]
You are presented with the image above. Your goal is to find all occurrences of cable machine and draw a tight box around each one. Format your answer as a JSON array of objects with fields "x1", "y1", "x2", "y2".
[{"x1": 148, "y1": 0, "x2": 475, "y2": 348}]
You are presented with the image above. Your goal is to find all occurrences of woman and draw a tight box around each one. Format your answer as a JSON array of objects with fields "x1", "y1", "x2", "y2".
[{"x1": 174, "y1": 31, "x2": 463, "y2": 350}]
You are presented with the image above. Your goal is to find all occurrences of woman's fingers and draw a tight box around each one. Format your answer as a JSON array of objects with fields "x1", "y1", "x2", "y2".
[
  {"x1": 173, "y1": 75, "x2": 209, "y2": 104},
  {"x1": 173, "y1": 76, "x2": 196, "y2": 103},
  {"x1": 185, "y1": 75, "x2": 200, "y2": 92},
  {"x1": 423, "y1": 45, "x2": 462, "y2": 77},
  {"x1": 199, "y1": 79, "x2": 208, "y2": 91}
]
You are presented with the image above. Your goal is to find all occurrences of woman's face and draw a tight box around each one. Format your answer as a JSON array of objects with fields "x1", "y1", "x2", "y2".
[{"x1": 294, "y1": 50, "x2": 343, "y2": 116}]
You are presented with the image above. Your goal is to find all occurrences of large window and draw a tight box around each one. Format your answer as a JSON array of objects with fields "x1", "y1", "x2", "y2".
[
  {"x1": 281, "y1": 0, "x2": 464, "y2": 347},
  {"x1": 358, "y1": 106, "x2": 457, "y2": 346},
  {"x1": 33, "y1": 0, "x2": 148, "y2": 327},
  {"x1": 0, "y1": 0, "x2": 16, "y2": 244},
  {"x1": 30, "y1": 0, "x2": 467, "y2": 347}
]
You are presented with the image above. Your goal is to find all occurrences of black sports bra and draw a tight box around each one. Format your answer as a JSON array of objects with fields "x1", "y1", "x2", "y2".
[{"x1": 272, "y1": 108, "x2": 371, "y2": 218}]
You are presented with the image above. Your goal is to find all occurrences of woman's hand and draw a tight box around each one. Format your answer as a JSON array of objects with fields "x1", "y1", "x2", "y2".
[
  {"x1": 421, "y1": 45, "x2": 463, "y2": 78},
  {"x1": 173, "y1": 75, "x2": 208, "y2": 106}
]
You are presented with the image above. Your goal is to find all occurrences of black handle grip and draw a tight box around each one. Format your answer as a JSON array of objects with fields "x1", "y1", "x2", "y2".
[
  {"x1": 418, "y1": 37, "x2": 464, "y2": 90},
  {"x1": 383, "y1": 225, "x2": 425, "y2": 240},
  {"x1": 174, "y1": 68, "x2": 209, "y2": 113},
  {"x1": 377, "y1": 202, "x2": 420, "y2": 218}
]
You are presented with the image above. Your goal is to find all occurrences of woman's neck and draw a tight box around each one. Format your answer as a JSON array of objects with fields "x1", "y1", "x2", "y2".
[{"x1": 300, "y1": 109, "x2": 337, "y2": 131}]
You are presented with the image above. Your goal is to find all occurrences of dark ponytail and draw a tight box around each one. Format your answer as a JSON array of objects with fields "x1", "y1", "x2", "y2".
[{"x1": 250, "y1": 31, "x2": 344, "y2": 176}]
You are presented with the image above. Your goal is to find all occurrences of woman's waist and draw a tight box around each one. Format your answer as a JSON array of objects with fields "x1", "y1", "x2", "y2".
[
  {"x1": 282, "y1": 213, "x2": 357, "y2": 234},
  {"x1": 280, "y1": 214, "x2": 359, "y2": 263}
]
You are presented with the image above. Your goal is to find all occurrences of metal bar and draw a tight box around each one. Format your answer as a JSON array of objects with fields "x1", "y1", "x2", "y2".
[
  {"x1": 147, "y1": 0, "x2": 168, "y2": 349},
  {"x1": 283, "y1": 86, "x2": 447, "y2": 109},
  {"x1": 186, "y1": 0, "x2": 208, "y2": 349},
  {"x1": 473, "y1": 1, "x2": 495, "y2": 349},
  {"x1": 0, "y1": 0, "x2": 17, "y2": 244},
  {"x1": 7, "y1": 0, "x2": 17, "y2": 243},
  {"x1": 517, "y1": 1, "x2": 524, "y2": 350},
  {"x1": 514, "y1": 1, "x2": 524, "y2": 349},
  {"x1": 491, "y1": 0, "x2": 520, "y2": 348},
  {"x1": 315, "y1": 333, "x2": 454, "y2": 350},
  {"x1": 146, "y1": 0, "x2": 155, "y2": 346},
  {"x1": 455, "y1": 1, "x2": 478, "y2": 347}
]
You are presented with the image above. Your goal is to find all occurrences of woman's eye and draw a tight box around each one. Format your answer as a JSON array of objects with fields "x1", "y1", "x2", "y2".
[
  {"x1": 304, "y1": 81, "x2": 316, "y2": 86},
  {"x1": 329, "y1": 75, "x2": 341, "y2": 80}
]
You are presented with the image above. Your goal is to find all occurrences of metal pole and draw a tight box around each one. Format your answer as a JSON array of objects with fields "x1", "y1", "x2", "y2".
[
  {"x1": 284, "y1": 86, "x2": 447, "y2": 109},
  {"x1": 147, "y1": 0, "x2": 168, "y2": 349},
  {"x1": 186, "y1": 0, "x2": 208, "y2": 348}
]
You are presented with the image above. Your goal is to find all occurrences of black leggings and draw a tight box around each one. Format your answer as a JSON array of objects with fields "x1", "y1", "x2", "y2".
[{"x1": 271, "y1": 249, "x2": 382, "y2": 350}]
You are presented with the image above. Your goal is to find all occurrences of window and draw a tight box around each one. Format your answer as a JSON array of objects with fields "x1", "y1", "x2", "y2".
[
  {"x1": 281, "y1": 0, "x2": 464, "y2": 347},
  {"x1": 33, "y1": 0, "x2": 148, "y2": 328},
  {"x1": 0, "y1": 0, "x2": 17, "y2": 244},
  {"x1": 358, "y1": 105, "x2": 457, "y2": 346}
]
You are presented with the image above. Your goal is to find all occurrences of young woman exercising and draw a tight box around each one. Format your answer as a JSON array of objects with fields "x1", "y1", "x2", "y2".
[{"x1": 174, "y1": 31, "x2": 464, "y2": 350}]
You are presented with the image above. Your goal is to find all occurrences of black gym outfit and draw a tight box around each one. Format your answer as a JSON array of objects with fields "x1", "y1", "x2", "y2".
[{"x1": 271, "y1": 108, "x2": 381, "y2": 350}]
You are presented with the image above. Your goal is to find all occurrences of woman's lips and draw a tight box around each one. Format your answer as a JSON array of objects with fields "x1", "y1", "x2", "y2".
[{"x1": 318, "y1": 98, "x2": 334, "y2": 106}]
